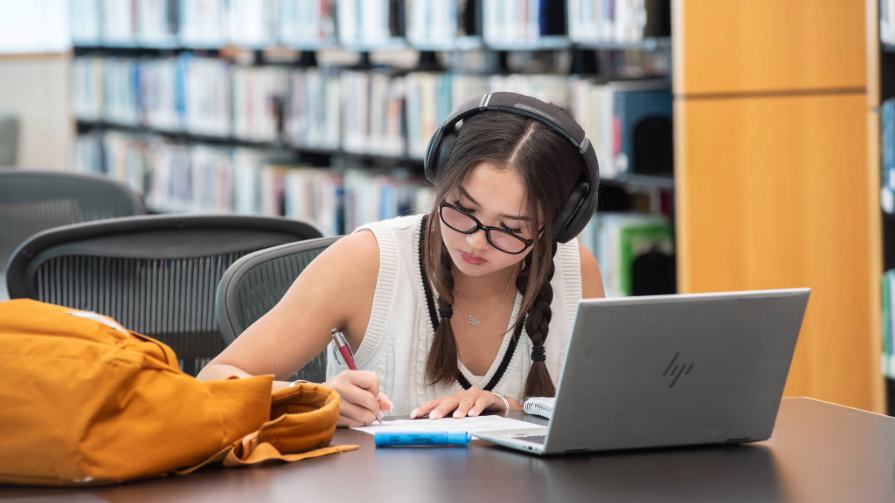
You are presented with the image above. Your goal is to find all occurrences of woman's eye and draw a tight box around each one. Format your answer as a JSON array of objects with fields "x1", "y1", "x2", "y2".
[
  {"x1": 453, "y1": 201, "x2": 473, "y2": 213},
  {"x1": 500, "y1": 223, "x2": 523, "y2": 234}
]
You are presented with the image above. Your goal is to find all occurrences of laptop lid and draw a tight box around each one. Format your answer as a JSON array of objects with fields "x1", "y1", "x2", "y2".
[{"x1": 541, "y1": 288, "x2": 809, "y2": 454}]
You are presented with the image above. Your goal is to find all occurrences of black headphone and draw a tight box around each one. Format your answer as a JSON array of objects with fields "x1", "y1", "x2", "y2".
[{"x1": 423, "y1": 92, "x2": 600, "y2": 244}]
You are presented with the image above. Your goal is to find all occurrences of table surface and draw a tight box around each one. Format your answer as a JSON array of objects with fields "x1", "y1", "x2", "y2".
[{"x1": 2, "y1": 397, "x2": 894, "y2": 503}]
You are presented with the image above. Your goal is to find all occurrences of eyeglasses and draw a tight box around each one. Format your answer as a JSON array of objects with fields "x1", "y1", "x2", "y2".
[{"x1": 439, "y1": 201, "x2": 534, "y2": 255}]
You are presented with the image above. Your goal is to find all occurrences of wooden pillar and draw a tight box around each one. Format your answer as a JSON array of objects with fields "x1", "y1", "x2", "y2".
[{"x1": 673, "y1": 0, "x2": 883, "y2": 411}]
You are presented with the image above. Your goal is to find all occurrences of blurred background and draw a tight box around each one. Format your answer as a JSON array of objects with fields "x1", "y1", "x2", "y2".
[{"x1": 0, "y1": 0, "x2": 889, "y2": 415}]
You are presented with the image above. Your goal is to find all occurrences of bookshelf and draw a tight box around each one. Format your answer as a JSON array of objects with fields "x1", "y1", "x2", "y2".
[
  {"x1": 875, "y1": 0, "x2": 895, "y2": 415},
  {"x1": 69, "y1": 0, "x2": 677, "y2": 297}
]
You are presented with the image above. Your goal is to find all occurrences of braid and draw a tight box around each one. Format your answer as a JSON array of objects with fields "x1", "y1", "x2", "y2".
[
  {"x1": 518, "y1": 242, "x2": 558, "y2": 399},
  {"x1": 425, "y1": 246, "x2": 460, "y2": 385}
]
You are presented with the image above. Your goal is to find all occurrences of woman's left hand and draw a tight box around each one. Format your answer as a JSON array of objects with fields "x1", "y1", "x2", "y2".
[{"x1": 410, "y1": 387, "x2": 515, "y2": 419}]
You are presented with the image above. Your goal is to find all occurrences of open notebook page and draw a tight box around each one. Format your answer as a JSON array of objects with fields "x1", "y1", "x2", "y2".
[{"x1": 351, "y1": 415, "x2": 545, "y2": 436}]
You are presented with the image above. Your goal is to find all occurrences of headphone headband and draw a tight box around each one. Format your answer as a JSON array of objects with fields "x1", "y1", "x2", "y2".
[{"x1": 424, "y1": 92, "x2": 600, "y2": 243}]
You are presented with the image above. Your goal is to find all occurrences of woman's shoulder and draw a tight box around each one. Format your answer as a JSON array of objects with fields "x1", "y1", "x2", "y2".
[{"x1": 356, "y1": 214, "x2": 426, "y2": 235}]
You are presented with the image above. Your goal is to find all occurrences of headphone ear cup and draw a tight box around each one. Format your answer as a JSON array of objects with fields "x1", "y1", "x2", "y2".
[
  {"x1": 427, "y1": 129, "x2": 458, "y2": 185},
  {"x1": 554, "y1": 182, "x2": 589, "y2": 243}
]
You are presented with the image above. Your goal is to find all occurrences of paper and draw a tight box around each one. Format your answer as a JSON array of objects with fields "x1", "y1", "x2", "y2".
[{"x1": 352, "y1": 415, "x2": 545, "y2": 437}]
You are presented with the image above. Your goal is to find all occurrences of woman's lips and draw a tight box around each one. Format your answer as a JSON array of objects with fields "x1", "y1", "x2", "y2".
[{"x1": 460, "y1": 251, "x2": 486, "y2": 265}]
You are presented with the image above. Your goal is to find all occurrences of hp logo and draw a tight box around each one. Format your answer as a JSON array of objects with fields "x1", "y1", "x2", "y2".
[{"x1": 662, "y1": 352, "x2": 694, "y2": 388}]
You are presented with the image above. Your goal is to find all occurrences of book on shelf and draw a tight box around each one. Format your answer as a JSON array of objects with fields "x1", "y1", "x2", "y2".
[
  {"x1": 137, "y1": 0, "x2": 179, "y2": 46},
  {"x1": 100, "y1": 0, "x2": 137, "y2": 45},
  {"x1": 404, "y1": 72, "x2": 481, "y2": 159},
  {"x1": 337, "y1": 0, "x2": 401, "y2": 47},
  {"x1": 884, "y1": 0, "x2": 895, "y2": 46},
  {"x1": 278, "y1": 0, "x2": 336, "y2": 46},
  {"x1": 73, "y1": 129, "x2": 434, "y2": 236},
  {"x1": 226, "y1": 0, "x2": 278, "y2": 47},
  {"x1": 70, "y1": 0, "x2": 675, "y2": 51},
  {"x1": 406, "y1": 0, "x2": 478, "y2": 47},
  {"x1": 580, "y1": 212, "x2": 674, "y2": 297},
  {"x1": 570, "y1": 78, "x2": 672, "y2": 177},
  {"x1": 180, "y1": 55, "x2": 232, "y2": 137},
  {"x1": 341, "y1": 69, "x2": 406, "y2": 156},
  {"x1": 482, "y1": 0, "x2": 565, "y2": 46},
  {"x1": 69, "y1": 0, "x2": 101, "y2": 45},
  {"x1": 103, "y1": 58, "x2": 141, "y2": 126},
  {"x1": 232, "y1": 65, "x2": 290, "y2": 143},
  {"x1": 72, "y1": 52, "x2": 673, "y2": 182},
  {"x1": 140, "y1": 57, "x2": 181, "y2": 131},
  {"x1": 179, "y1": 0, "x2": 227, "y2": 47},
  {"x1": 567, "y1": 0, "x2": 670, "y2": 44},
  {"x1": 286, "y1": 67, "x2": 342, "y2": 149},
  {"x1": 882, "y1": 99, "x2": 895, "y2": 215},
  {"x1": 882, "y1": 271, "x2": 895, "y2": 379}
]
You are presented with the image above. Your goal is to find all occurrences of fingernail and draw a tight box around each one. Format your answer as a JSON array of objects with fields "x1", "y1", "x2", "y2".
[
  {"x1": 469, "y1": 410, "x2": 479, "y2": 417},
  {"x1": 429, "y1": 411, "x2": 439, "y2": 419},
  {"x1": 452, "y1": 410, "x2": 462, "y2": 418},
  {"x1": 377, "y1": 411, "x2": 384, "y2": 420},
  {"x1": 409, "y1": 409, "x2": 418, "y2": 419}
]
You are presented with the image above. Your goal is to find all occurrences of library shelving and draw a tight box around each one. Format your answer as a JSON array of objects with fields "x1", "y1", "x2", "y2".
[
  {"x1": 876, "y1": 0, "x2": 895, "y2": 415},
  {"x1": 69, "y1": 0, "x2": 677, "y2": 297}
]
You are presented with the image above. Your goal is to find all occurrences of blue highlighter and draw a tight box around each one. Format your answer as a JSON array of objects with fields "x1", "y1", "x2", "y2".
[{"x1": 374, "y1": 431, "x2": 472, "y2": 447}]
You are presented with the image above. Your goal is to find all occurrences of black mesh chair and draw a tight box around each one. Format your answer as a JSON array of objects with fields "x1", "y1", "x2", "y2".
[
  {"x1": 6, "y1": 214, "x2": 322, "y2": 375},
  {"x1": 0, "y1": 169, "x2": 145, "y2": 297},
  {"x1": 215, "y1": 236, "x2": 341, "y2": 382}
]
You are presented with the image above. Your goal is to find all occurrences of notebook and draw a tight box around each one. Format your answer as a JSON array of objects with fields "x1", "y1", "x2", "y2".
[
  {"x1": 475, "y1": 288, "x2": 810, "y2": 455},
  {"x1": 523, "y1": 397, "x2": 556, "y2": 420}
]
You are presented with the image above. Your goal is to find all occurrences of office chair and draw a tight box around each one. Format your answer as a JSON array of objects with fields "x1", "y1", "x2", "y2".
[
  {"x1": 6, "y1": 214, "x2": 322, "y2": 375},
  {"x1": 0, "y1": 169, "x2": 145, "y2": 299},
  {"x1": 215, "y1": 236, "x2": 341, "y2": 382},
  {"x1": 0, "y1": 112, "x2": 19, "y2": 166}
]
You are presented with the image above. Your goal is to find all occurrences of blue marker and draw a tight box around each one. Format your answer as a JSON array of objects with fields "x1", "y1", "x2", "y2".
[{"x1": 374, "y1": 431, "x2": 472, "y2": 447}]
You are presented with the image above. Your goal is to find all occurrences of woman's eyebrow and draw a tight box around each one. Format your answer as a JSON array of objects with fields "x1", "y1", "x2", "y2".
[{"x1": 459, "y1": 187, "x2": 530, "y2": 221}]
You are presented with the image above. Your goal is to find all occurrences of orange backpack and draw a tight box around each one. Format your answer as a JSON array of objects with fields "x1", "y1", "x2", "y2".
[{"x1": 0, "y1": 299, "x2": 356, "y2": 485}]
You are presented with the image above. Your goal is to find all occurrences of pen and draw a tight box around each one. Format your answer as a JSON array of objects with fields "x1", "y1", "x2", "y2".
[
  {"x1": 331, "y1": 328, "x2": 358, "y2": 370},
  {"x1": 331, "y1": 328, "x2": 383, "y2": 425},
  {"x1": 374, "y1": 431, "x2": 472, "y2": 447}
]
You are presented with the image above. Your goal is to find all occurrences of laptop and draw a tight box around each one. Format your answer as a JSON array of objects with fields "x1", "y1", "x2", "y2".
[{"x1": 475, "y1": 288, "x2": 810, "y2": 455}]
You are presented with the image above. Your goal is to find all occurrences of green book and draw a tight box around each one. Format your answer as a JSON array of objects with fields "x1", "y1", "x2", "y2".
[{"x1": 618, "y1": 223, "x2": 674, "y2": 297}]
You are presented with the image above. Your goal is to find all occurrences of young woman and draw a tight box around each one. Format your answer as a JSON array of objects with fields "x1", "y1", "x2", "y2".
[{"x1": 198, "y1": 92, "x2": 605, "y2": 426}]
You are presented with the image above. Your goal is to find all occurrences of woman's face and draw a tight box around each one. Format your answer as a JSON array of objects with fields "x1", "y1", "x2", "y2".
[{"x1": 440, "y1": 162, "x2": 537, "y2": 278}]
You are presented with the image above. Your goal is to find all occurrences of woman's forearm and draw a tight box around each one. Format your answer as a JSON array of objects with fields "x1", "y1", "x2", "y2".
[
  {"x1": 197, "y1": 363, "x2": 300, "y2": 393},
  {"x1": 196, "y1": 362, "x2": 254, "y2": 381}
]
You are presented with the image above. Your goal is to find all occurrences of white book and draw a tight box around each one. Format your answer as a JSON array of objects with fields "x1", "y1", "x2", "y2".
[
  {"x1": 180, "y1": 0, "x2": 226, "y2": 46},
  {"x1": 70, "y1": 0, "x2": 101, "y2": 44}
]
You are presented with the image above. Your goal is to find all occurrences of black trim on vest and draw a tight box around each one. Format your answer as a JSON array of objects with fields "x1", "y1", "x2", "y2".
[{"x1": 417, "y1": 215, "x2": 523, "y2": 392}]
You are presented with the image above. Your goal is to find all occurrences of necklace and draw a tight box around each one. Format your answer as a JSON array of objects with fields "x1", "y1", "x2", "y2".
[{"x1": 454, "y1": 272, "x2": 515, "y2": 328}]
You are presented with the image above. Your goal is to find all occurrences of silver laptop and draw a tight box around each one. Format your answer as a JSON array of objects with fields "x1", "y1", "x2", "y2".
[{"x1": 475, "y1": 288, "x2": 810, "y2": 455}]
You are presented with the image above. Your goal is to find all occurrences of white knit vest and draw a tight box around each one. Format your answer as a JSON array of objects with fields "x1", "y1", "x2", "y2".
[{"x1": 325, "y1": 214, "x2": 582, "y2": 416}]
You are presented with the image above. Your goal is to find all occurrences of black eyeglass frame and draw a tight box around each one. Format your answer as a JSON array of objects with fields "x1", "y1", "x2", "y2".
[{"x1": 438, "y1": 201, "x2": 535, "y2": 255}]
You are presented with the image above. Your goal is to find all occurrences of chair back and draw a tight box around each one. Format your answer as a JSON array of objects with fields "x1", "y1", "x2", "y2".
[
  {"x1": 216, "y1": 236, "x2": 341, "y2": 382},
  {"x1": 6, "y1": 214, "x2": 322, "y2": 375},
  {"x1": 0, "y1": 169, "x2": 144, "y2": 272},
  {"x1": 0, "y1": 113, "x2": 19, "y2": 165}
]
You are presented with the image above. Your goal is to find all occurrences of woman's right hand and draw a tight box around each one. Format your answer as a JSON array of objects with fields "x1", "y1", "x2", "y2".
[{"x1": 324, "y1": 370, "x2": 392, "y2": 427}]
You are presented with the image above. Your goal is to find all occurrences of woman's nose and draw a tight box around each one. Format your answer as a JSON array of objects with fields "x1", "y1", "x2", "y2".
[{"x1": 466, "y1": 228, "x2": 488, "y2": 249}]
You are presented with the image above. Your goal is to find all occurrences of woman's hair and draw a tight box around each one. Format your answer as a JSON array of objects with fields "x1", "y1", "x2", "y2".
[{"x1": 423, "y1": 110, "x2": 584, "y2": 399}]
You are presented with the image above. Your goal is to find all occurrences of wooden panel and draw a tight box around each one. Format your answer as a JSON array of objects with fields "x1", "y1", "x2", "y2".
[
  {"x1": 675, "y1": 93, "x2": 883, "y2": 412},
  {"x1": 673, "y1": 0, "x2": 866, "y2": 95}
]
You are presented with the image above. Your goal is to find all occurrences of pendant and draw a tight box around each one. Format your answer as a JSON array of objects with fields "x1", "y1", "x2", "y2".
[{"x1": 467, "y1": 314, "x2": 481, "y2": 328}]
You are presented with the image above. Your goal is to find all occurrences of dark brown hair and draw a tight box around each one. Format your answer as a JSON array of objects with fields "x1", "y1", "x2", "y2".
[{"x1": 423, "y1": 110, "x2": 583, "y2": 399}]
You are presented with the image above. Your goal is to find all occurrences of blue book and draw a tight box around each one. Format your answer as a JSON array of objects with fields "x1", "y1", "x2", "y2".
[{"x1": 612, "y1": 83, "x2": 673, "y2": 174}]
